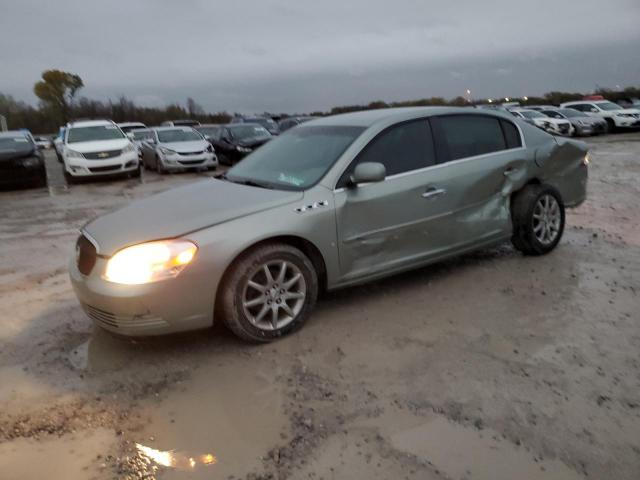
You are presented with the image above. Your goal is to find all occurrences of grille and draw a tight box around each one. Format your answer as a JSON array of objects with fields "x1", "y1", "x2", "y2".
[
  {"x1": 178, "y1": 151, "x2": 204, "y2": 156},
  {"x1": 178, "y1": 159, "x2": 205, "y2": 165},
  {"x1": 559, "y1": 124, "x2": 570, "y2": 133},
  {"x1": 88, "y1": 165, "x2": 121, "y2": 173},
  {"x1": 83, "y1": 149, "x2": 122, "y2": 160},
  {"x1": 83, "y1": 304, "x2": 166, "y2": 330},
  {"x1": 76, "y1": 235, "x2": 97, "y2": 275}
]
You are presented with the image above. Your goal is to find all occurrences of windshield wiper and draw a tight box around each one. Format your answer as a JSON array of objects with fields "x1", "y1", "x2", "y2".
[{"x1": 217, "y1": 173, "x2": 274, "y2": 190}]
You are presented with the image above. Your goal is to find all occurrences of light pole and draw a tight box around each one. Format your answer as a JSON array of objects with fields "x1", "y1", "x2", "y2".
[{"x1": 0, "y1": 114, "x2": 7, "y2": 132}]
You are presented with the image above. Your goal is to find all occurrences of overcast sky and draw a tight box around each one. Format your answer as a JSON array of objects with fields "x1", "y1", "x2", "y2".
[{"x1": 1, "y1": 0, "x2": 639, "y2": 113}]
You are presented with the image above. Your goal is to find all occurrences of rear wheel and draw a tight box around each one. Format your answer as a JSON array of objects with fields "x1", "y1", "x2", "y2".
[
  {"x1": 218, "y1": 243, "x2": 318, "y2": 342},
  {"x1": 511, "y1": 184, "x2": 565, "y2": 256}
]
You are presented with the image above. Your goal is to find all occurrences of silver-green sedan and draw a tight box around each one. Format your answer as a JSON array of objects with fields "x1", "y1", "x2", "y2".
[{"x1": 70, "y1": 107, "x2": 588, "y2": 341}]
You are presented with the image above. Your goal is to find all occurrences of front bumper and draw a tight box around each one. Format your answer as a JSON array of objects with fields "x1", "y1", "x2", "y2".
[
  {"x1": 613, "y1": 117, "x2": 640, "y2": 128},
  {"x1": 0, "y1": 161, "x2": 45, "y2": 185},
  {"x1": 159, "y1": 152, "x2": 217, "y2": 171},
  {"x1": 69, "y1": 251, "x2": 213, "y2": 336},
  {"x1": 66, "y1": 151, "x2": 139, "y2": 177}
]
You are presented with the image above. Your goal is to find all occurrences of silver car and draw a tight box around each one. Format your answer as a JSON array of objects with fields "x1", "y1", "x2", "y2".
[
  {"x1": 140, "y1": 127, "x2": 217, "y2": 173},
  {"x1": 70, "y1": 108, "x2": 588, "y2": 341}
]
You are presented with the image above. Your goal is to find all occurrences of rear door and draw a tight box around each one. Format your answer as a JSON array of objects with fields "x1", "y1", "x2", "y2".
[{"x1": 428, "y1": 114, "x2": 527, "y2": 244}]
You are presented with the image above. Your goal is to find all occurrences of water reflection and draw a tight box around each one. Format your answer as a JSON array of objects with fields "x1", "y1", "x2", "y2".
[{"x1": 136, "y1": 443, "x2": 217, "y2": 470}]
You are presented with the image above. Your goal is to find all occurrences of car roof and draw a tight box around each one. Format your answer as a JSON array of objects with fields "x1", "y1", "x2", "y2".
[
  {"x1": 306, "y1": 107, "x2": 518, "y2": 129},
  {"x1": 67, "y1": 119, "x2": 115, "y2": 128},
  {"x1": 194, "y1": 124, "x2": 222, "y2": 128},
  {"x1": 118, "y1": 122, "x2": 146, "y2": 127},
  {"x1": 152, "y1": 126, "x2": 197, "y2": 132},
  {"x1": 0, "y1": 130, "x2": 30, "y2": 138}
]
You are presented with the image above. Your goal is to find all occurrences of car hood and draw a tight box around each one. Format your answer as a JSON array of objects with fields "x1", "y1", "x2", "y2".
[
  {"x1": 160, "y1": 140, "x2": 209, "y2": 153},
  {"x1": 84, "y1": 178, "x2": 303, "y2": 256},
  {"x1": 67, "y1": 139, "x2": 131, "y2": 153},
  {"x1": 0, "y1": 147, "x2": 37, "y2": 161}
]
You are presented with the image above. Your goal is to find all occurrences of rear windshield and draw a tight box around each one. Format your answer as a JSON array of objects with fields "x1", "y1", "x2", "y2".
[
  {"x1": 157, "y1": 129, "x2": 202, "y2": 143},
  {"x1": 0, "y1": 135, "x2": 34, "y2": 152},
  {"x1": 67, "y1": 125, "x2": 125, "y2": 143},
  {"x1": 229, "y1": 125, "x2": 272, "y2": 141}
]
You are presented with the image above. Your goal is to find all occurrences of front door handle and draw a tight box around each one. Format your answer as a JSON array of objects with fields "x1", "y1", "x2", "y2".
[{"x1": 422, "y1": 187, "x2": 446, "y2": 199}]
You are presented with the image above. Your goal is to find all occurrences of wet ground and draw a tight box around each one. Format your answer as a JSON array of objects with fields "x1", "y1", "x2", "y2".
[{"x1": 0, "y1": 135, "x2": 639, "y2": 480}]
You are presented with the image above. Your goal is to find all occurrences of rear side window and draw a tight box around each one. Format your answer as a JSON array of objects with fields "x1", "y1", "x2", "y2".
[
  {"x1": 431, "y1": 115, "x2": 507, "y2": 162},
  {"x1": 339, "y1": 120, "x2": 435, "y2": 187},
  {"x1": 499, "y1": 119, "x2": 522, "y2": 149}
]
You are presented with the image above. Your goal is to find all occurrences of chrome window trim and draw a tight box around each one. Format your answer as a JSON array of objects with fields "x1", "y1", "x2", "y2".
[
  {"x1": 332, "y1": 116, "x2": 527, "y2": 193},
  {"x1": 80, "y1": 229, "x2": 101, "y2": 255}
]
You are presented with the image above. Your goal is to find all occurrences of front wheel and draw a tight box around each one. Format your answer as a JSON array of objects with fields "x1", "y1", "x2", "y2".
[
  {"x1": 218, "y1": 243, "x2": 318, "y2": 342},
  {"x1": 511, "y1": 184, "x2": 565, "y2": 256}
]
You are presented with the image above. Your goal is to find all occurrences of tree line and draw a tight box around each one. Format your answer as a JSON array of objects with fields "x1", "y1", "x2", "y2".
[{"x1": 1, "y1": 69, "x2": 639, "y2": 134}]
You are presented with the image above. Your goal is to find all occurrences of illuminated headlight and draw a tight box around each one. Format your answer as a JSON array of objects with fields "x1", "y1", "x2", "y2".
[
  {"x1": 66, "y1": 149, "x2": 84, "y2": 159},
  {"x1": 122, "y1": 142, "x2": 136, "y2": 153},
  {"x1": 583, "y1": 152, "x2": 590, "y2": 166},
  {"x1": 236, "y1": 146, "x2": 252, "y2": 153},
  {"x1": 159, "y1": 147, "x2": 176, "y2": 155},
  {"x1": 104, "y1": 240, "x2": 198, "y2": 285}
]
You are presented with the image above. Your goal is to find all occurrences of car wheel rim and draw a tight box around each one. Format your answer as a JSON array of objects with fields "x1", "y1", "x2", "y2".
[
  {"x1": 242, "y1": 260, "x2": 307, "y2": 331},
  {"x1": 532, "y1": 194, "x2": 561, "y2": 246}
]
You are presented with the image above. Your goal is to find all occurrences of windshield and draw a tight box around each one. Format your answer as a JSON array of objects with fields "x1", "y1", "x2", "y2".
[
  {"x1": 157, "y1": 129, "x2": 202, "y2": 143},
  {"x1": 0, "y1": 135, "x2": 34, "y2": 152},
  {"x1": 119, "y1": 124, "x2": 145, "y2": 133},
  {"x1": 67, "y1": 125, "x2": 125, "y2": 143},
  {"x1": 226, "y1": 125, "x2": 364, "y2": 190},
  {"x1": 596, "y1": 102, "x2": 622, "y2": 111},
  {"x1": 132, "y1": 129, "x2": 154, "y2": 140},
  {"x1": 558, "y1": 109, "x2": 583, "y2": 118},
  {"x1": 195, "y1": 127, "x2": 219, "y2": 137},
  {"x1": 229, "y1": 125, "x2": 271, "y2": 141},
  {"x1": 519, "y1": 110, "x2": 546, "y2": 119},
  {"x1": 247, "y1": 118, "x2": 279, "y2": 131}
]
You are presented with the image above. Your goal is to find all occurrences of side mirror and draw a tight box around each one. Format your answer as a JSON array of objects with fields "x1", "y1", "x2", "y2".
[
  {"x1": 204, "y1": 135, "x2": 211, "y2": 141},
  {"x1": 126, "y1": 132, "x2": 134, "y2": 139},
  {"x1": 350, "y1": 162, "x2": 386, "y2": 185}
]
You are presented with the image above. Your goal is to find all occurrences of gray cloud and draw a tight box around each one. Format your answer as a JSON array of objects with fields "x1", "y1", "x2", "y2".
[{"x1": 1, "y1": 0, "x2": 639, "y2": 113}]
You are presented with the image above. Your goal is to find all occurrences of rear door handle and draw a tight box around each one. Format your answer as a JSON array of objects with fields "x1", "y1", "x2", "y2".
[{"x1": 422, "y1": 187, "x2": 446, "y2": 199}]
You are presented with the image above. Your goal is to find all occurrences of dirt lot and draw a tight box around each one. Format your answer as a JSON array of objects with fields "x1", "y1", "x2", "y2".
[{"x1": 1, "y1": 134, "x2": 639, "y2": 480}]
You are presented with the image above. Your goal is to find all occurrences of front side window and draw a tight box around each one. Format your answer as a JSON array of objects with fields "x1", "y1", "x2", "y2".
[
  {"x1": 157, "y1": 129, "x2": 202, "y2": 143},
  {"x1": 595, "y1": 101, "x2": 622, "y2": 111},
  {"x1": 227, "y1": 125, "x2": 364, "y2": 190},
  {"x1": 542, "y1": 110, "x2": 564, "y2": 119},
  {"x1": 228, "y1": 125, "x2": 272, "y2": 141},
  {"x1": 431, "y1": 115, "x2": 507, "y2": 162},
  {"x1": 338, "y1": 120, "x2": 435, "y2": 187},
  {"x1": 67, "y1": 125, "x2": 125, "y2": 143}
]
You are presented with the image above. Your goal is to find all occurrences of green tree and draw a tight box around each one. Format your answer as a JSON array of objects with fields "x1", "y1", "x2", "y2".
[{"x1": 33, "y1": 70, "x2": 84, "y2": 123}]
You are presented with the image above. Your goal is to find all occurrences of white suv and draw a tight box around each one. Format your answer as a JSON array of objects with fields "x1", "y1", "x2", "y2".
[
  {"x1": 62, "y1": 120, "x2": 140, "y2": 182},
  {"x1": 560, "y1": 101, "x2": 640, "y2": 131}
]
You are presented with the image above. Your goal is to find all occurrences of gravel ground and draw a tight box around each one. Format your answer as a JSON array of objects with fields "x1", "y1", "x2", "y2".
[{"x1": 0, "y1": 134, "x2": 638, "y2": 480}]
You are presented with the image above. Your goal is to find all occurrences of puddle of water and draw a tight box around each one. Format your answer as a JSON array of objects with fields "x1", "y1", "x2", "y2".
[
  {"x1": 390, "y1": 416, "x2": 584, "y2": 480},
  {"x1": 0, "y1": 428, "x2": 116, "y2": 480},
  {"x1": 67, "y1": 331, "x2": 138, "y2": 373},
  {"x1": 0, "y1": 365, "x2": 60, "y2": 404},
  {"x1": 139, "y1": 358, "x2": 288, "y2": 479}
]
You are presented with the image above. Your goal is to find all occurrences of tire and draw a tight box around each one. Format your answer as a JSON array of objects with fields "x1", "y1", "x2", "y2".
[
  {"x1": 511, "y1": 184, "x2": 565, "y2": 256},
  {"x1": 605, "y1": 118, "x2": 615, "y2": 133},
  {"x1": 218, "y1": 243, "x2": 318, "y2": 342},
  {"x1": 63, "y1": 168, "x2": 76, "y2": 185},
  {"x1": 218, "y1": 154, "x2": 231, "y2": 166},
  {"x1": 156, "y1": 156, "x2": 166, "y2": 174},
  {"x1": 130, "y1": 164, "x2": 142, "y2": 178}
]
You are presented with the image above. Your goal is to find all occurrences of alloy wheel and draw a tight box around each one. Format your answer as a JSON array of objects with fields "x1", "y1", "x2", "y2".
[
  {"x1": 241, "y1": 260, "x2": 307, "y2": 331},
  {"x1": 532, "y1": 194, "x2": 561, "y2": 246}
]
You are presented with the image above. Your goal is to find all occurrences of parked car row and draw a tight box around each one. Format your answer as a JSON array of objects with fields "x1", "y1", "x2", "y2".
[{"x1": 480, "y1": 99, "x2": 639, "y2": 136}]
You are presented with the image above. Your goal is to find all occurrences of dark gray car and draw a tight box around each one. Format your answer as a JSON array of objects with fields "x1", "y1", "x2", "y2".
[{"x1": 70, "y1": 107, "x2": 588, "y2": 341}]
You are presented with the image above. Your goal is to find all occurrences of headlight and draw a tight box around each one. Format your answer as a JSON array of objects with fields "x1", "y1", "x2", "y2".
[
  {"x1": 122, "y1": 142, "x2": 136, "y2": 153},
  {"x1": 103, "y1": 240, "x2": 198, "y2": 285},
  {"x1": 236, "y1": 146, "x2": 252, "y2": 153},
  {"x1": 206, "y1": 144, "x2": 214, "y2": 153},
  {"x1": 66, "y1": 149, "x2": 84, "y2": 159},
  {"x1": 22, "y1": 157, "x2": 42, "y2": 168},
  {"x1": 159, "y1": 147, "x2": 176, "y2": 155},
  {"x1": 583, "y1": 152, "x2": 590, "y2": 166},
  {"x1": 542, "y1": 122, "x2": 552, "y2": 129},
  {"x1": 616, "y1": 113, "x2": 633, "y2": 118}
]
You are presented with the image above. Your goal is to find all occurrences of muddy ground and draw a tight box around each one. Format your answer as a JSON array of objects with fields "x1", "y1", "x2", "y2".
[{"x1": 0, "y1": 133, "x2": 639, "y2": 480}]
